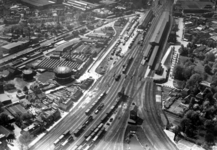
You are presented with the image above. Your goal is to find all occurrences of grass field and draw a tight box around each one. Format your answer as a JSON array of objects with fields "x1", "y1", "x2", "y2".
[{"x1": 36, "y1": 72, "x2": 55, "y2": 84}]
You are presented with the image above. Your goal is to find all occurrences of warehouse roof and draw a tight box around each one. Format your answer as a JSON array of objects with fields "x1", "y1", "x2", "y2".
[
  {"x1": 21, "y1": 0, "x2": 53, "y2": 7},
  {"x1": 55, "y1": 40, "x2": 79, "y2": 52},
  {"x1": 2, "y1": 41, "x2": 27, "y2": 50},
  {"x1": 0, "y1": 94, "x2": 10, "y2": 103},
  {"x1": 178, "y1": 1, "x2": 214, "y2": 10}
]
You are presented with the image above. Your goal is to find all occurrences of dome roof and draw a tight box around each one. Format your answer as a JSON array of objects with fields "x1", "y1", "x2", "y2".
[
  {"x1": 54, "y1": 66, "x2": 72, "y2": 74},
  {"x1": 23, "y1": 69, "x2": 33, "y2": 74}
]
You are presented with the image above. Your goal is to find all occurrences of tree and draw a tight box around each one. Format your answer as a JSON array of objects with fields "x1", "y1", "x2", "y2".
[
  {"x1": 205, "y1": 52, "x2": 215, "y2": 62},
  {"x1": 186, "y1": 73, "x2": 202, "y2": 89},
  {"x1": 0, "y1": 114, "x2": 10, "y2": 126},
  {"x1": 179, "y1": 45, "x2": 188, "y2": 56},
  {"x1": 19, "y1": 132, "x2": 33, "y2": 149},
  {"x1": 204, "y1": 64, "x2": 213, "y2": 75},
  {"x1": 205, "y1": 132, "x2": 215, "y2": 145},
  {"x1": 183, "y1": 65, "x2": 195, "y2": 80},
  {"x1": 204, "y1": 120, "x2": 214, "y2": 131},
  {"x1": 7, "y1": 133, "x2": 15, "y2": 143},
  {"x1": 0, "y1": 102, "x2": 4, "y2": 113},
  {"x1": 173, "y1": 65, "x2": 185, "y2": 80},
  {"x1": 23, "y1": 86, "x2": 28, "y2": 94},
  {"x1": 15, "y1": 112, "x2": 23, "y2": 128},
  {"x1": 180, "y1": 117, "x2": 191, "y2": 132},
  {"x1": 23, "y1": 86, "x2": 28, "y2": 92},
  {"x1": 21, "y1": 113, "x2": 33, "y2": 124}
]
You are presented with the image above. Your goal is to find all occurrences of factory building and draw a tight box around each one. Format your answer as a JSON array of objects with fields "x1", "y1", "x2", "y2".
[
  {"x1": 174, "y1": 0, "x2": 214, "y2": 13},
  {"x1": 0, "y1": 41, "x2": 29, "y2": 55},
  {"x1": 22, "y1": 69, "x2": 35, "y2": 81},
  {"x1": 54, "y1": 66, "x2": 74, "y2": 84},
  {"x1": 19, "y1": 0, "x2": 55, "y2": 8},
  {"x1": 57, "y1": 87, "x2": 83, "y2": 111}
]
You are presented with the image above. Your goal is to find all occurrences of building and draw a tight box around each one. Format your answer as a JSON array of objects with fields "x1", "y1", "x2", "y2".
[
  {"x1": 4, "y1": 15, "x2": 21, "y2": 25},
  {"x1": 199, "y1": 80, "x2": 211, "y2": 88},
  {"x1": 20, "y1": 0, "x2": 54, "y2": 8},
  {"x1": 175, "y1": 0, "x2": 215, "y2": 13},
  {"x1": 0, "y1": 125, "x2": 13, "y2": 145},
  {"x1": 54, "y1": 66, "x2": 74, "y2": 84},
  {"x1": 23, "y1": 123, "x2": 42, "y2": 137},
  {"x1": 58, "y1": 97, "x2": 74, "y2": 111},
  {"x1": 86, "y1": 33, "x2": 110, "y2": 39},
  {"x1": 76, "y1": 57, "x2": 93, "y2": 78},
  {"x1": 181, "y1": 88, "x2": 190, "y2": 97},
  {"x1": 0, "y1": 41, "x2": 29, "y2": 55},
  {"x1": 36, "y1": 108, "x2": 61, "y2": 128},
  {"x1": 79, "y1": 78, "x2": 94, "y2": 90},
  {"x1": 0, "y1": 94, "x2": 12, "y2": 106},
  {"x1": 20, "y1": 99, "x2": 31, "y2": 109},
  {"x1": 195, "y1": 92, "x2": 204, "y2": 102},
  {"x1": 58, "y1": 86, "x2": 83, "y2": 111},
  {"x1": 22, "y1": 69, "x2": 35, "y2": 81}
]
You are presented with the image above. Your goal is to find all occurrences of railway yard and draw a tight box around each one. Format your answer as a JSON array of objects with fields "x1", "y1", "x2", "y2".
[{"x1": 0, "y1": 0, "x2": 196, "y2": 150}]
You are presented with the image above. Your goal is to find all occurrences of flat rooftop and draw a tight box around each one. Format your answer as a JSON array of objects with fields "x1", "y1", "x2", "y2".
[
  {"x1": 178, "y1": 1, "x2": 214, "y2": 10},
  {"x1": 21, "y1": 0, "x2": 53, "y2": 7},
  {"x1": 2, "y1": 41, "x2": 27, "y2": 50}
]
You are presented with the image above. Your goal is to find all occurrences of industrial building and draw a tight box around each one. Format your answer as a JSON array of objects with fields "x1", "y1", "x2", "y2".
[
  {"x1": 174, "y1": 0, "x2": 214, "y2": 13},
  {"x1": 55, "y1": 87, "x2": 83, "y2": 111},
  {"x1": 36, "y1": 108, "x2": 61, "y2": 128},
  {"x1": 54, "y1": 66, "x2": 74, "y2": 84},
  {"x1": 22, "y1": 69, "x2": 35, "y2": 81},
  {"x1": 37, "y1": 53, "x2": 93, "y2": 78},
  {"x1": 19, "y1": 0, "x2": 55, "y2": 8},
  {"x1": 0, "y1": 41, "x2": 29, "y2": 55},
  {"x1": 0, "y1": 94, "x2": 12, "y2": 106}
]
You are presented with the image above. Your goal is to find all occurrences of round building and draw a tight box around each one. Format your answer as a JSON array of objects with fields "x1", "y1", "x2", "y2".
[
  {"x1": 22, "y1": 69, "x2": 34, "y2": 81},
  {"x1": 54, "y1": 66, "x2": 73, "y2": 84}
]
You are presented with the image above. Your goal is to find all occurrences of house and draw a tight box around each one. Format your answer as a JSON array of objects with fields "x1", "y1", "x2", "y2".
[
  {"x1": 21, "y1": 99, "x2": 31, "y2": 109},
  {"x1": 181, "y1": 88, "x2": 190, "y2": 97},
  {"x1": 0, "y1": 125, "x2": 13, "y2": 145},
  {"x1": 37, "y1": 93, "x2": 46, "y2": 99},
  {"x1": 58, "y1": 97, "x2": 74, "y2": 111},
  {"x1": 23, "y1": 123, "x2": 43, "y2": 137},
  {"x1": 16, "y1": 92, "x2": 25, "y2": 99},
  {"x1": 199, "y1": 81, "x2": 211, "y2": 88},
  {"x1": 36, "y1": 108, "x2": 61, "y2": 128},
  {"x1": 26, "y1": 93, "x2": 37, "y2": 102}
]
